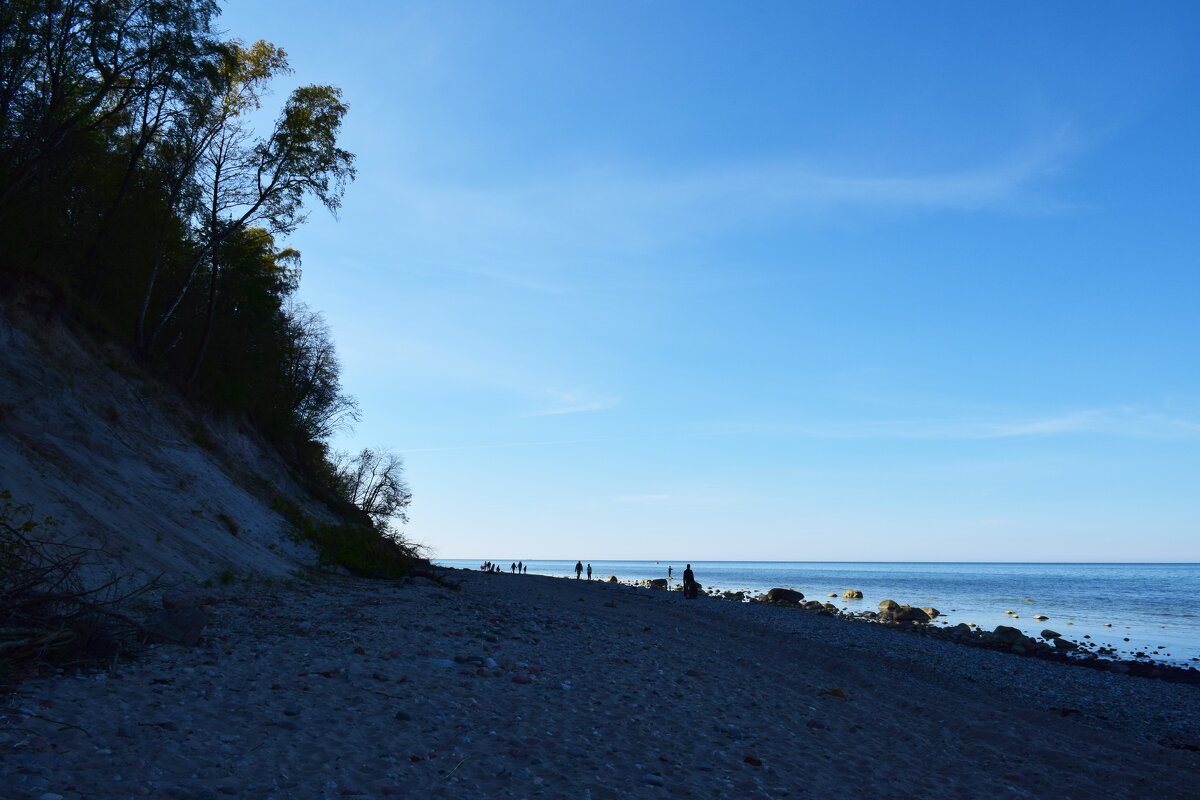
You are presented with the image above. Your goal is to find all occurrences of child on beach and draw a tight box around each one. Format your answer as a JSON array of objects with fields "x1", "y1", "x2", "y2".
[{"x1": 587, "y1": 563, "x2": 593, "y2": 580}]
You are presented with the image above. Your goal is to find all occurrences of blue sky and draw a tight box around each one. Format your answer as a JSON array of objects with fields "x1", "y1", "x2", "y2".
[{"x1": 219, "y1": 1, "x2": 1200, "y2": 561}]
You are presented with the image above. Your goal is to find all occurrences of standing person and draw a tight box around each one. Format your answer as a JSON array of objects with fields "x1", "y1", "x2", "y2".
[
  {"x1": 511, "y1": 562, "x2": 517, "y2": 573},
  {"x1": 517, "y1": 560, "x2": 523, "y2": 574},
  {"x1": 683, "y1": 563, "x2": 696, "y2": 599},
  {"x1": 668, "y1": 565, "x2": 673, "y2": 580},
  {"x1": 575, "y1": 561, "x2": 583, "y2": 579},
  {"x1": 586, "y1": 563, "x2": 593, "y2": 580}
]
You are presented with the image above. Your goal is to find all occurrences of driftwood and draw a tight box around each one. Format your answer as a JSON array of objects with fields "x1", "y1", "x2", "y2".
[{"x1": 1, "y1": 492, "x2": 159, "y2": 671}]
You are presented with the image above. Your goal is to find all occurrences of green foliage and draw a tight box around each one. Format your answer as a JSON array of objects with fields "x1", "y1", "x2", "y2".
[
  {"x1": 271, "y1": 495, "x2": 422, "y2": 580},
  {"x1": 0, "y1": 1, "x2": 365, "y2": 508}
]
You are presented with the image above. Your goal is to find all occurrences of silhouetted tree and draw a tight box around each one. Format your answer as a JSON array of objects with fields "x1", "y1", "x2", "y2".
[
  {"x1": 283, "y1": 304, "x2": 359, "y2": 442},
  {"x1": 335, "y1": 449, "x2": 413, "y2": 532}
]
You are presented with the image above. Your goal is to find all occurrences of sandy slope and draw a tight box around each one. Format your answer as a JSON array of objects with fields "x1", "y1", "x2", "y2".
[
  {"x1": 0, "y1": 297, "x2": 326, "y2": 585},
  {"x1": 3, "y1": 569, "x2": 1198, "y2": 799}
]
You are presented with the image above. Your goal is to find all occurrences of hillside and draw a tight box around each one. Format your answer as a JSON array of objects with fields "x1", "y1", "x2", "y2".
[{"x1": 0, "y1": 286, "x2": 339, "y2": 585}]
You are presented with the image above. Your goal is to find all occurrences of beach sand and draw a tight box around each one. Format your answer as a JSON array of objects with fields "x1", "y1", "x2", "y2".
[{"x1": 3, "y1": 569, "x2": 1198, "y2": 799}]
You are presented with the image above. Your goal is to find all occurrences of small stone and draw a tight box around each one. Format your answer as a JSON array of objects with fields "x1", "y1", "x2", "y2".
[
  {"x1": 512, "y1": 674, "x2": 533, "y2": 685},
  {"x1": 394, "y1": 710, "x2": 411, "y2": 721},
  {"x1": 644, "y1": 774, "x2": 665, "y2": 785}
]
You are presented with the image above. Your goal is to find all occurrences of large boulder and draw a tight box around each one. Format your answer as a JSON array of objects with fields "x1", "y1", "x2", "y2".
[
  {"x1": 842, "y1": 589, "x2": 864, "y2": 599},
  {"x1": 894, "y1": 605, "x2": 931, "y2": 623},
  {"x1": 947, "y1": 623, "x2": 973, "y2": 639},
  {"x1": 144, "y1": 605, "x2": 209, "y2": 645},
  {"x1": 920, "y1": 607, "x2": 940, "y2": 620},
  {"x1": 1040, "y1": 629, "x2": 1062, "y2": 640},
  {"x1": 878, "y1": 599, "x2": 900, "y2": 614},
  {"x1": 766, "y1": 588, "x2": 805, "y2": 605},
  {"x1": 802, "y1": 600, "x2": 825, "y2": 611},
  {"x1": 647, "y1": 578, "x2": 668, "y2": 590},
  {"x1": 607, "y1": 575, "x2": 619, "y2": 583},
  {"x1": 992, "y1": 625, "x2": 1027, "y2": 643}
]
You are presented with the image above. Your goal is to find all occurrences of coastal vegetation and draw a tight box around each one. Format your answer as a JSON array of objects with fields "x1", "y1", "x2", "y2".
[{"x1": 0, "y1": 2, "x2": 418, "y2": 577}]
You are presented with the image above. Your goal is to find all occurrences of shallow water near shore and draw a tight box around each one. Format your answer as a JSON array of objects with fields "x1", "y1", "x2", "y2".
[{"x1": 438, "y1": 560, "x2": 1200, "y2": 665}]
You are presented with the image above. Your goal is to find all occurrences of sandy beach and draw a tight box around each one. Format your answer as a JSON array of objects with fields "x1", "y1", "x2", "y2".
[{"x1": 3, "y1": 569, "x2": 1199, "y2": 799}]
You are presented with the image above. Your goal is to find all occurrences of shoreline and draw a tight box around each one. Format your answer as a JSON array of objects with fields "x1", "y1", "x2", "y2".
[
  {"x1": 3, "y1": 567, "x2": 1198, "y2": 798},
  {"x1": 617, "y1": 577, "x2": 1200, "y2": 684},
  {"x1": 446, "y1": 559, "x2": 1200, "y2": 669}
]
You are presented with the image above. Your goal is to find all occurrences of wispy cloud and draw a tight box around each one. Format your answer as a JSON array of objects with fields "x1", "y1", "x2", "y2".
[
  {"x1": 525, "y1": 390, "x2": 621, "y2": 417},
  {"x1": 379, "y1": 128, "x2": 1080, "y2": 290},
  {"x1": 722, "y1": 407, "x2": 1200, "y2": 441},
  {"x1": 615, "y1": 493, "x2": 673, "y2": 505},
  {"x1": 398, "y1": 407, "x2": 1199, "y2": 454}
]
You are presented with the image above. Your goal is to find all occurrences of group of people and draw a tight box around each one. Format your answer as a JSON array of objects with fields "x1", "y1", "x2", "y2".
[
  {"x1": 480, "y1": 560, "x2": 528, "y2": 574},
  {"x1": 480, "y1": 559, "x2": 696, "y2": 597}
]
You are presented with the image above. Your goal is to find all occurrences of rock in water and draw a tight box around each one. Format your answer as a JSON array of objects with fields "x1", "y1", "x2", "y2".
[
  {"x1": 894, "y1": 606, "x2": 931, "y2": 623},
  {"x1": 878, "y1": 599, "x2": 900, "y2": 614},
  {"x1": 766, "y1": 588, "x2": 805, "y2": 605},
  {"x1": 1041, "y1": 629, "x2": 1061, "y2": 640},
  {"x1": 842, "y1": 589, "x2": 864, "y2": 599},
  {"x1": 992, "y1": 625, "x2": 1026, "y2": 642}
]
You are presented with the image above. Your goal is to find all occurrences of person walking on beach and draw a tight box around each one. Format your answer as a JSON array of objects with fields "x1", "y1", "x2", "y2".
[
  {"x1": 575, "y1": 561, "x2": 583, "y2": 579},
  {"x1": 586, "y1": 563, "x2": 593, "y2": 580},
  {"x1": 682, "y1": 563, "x2": 696, "y2": 599}
]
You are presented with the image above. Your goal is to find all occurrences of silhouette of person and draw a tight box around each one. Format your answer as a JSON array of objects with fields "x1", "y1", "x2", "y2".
[
  {"x1": 586, "y1": 563, "x2": 593, "y2": 580},
  {"x1": 668, "y1": 565, "x2": 673, "y2": 580},
  {"x1": 517, "y1": 560, "x2": 523, "y2": 574},
  {"x1": 575, "y1": 561, "x2": 583, "y2": 579},
  {"x1": 511, "y1": 562, "x2": 517, "y2": 573},
  {"x1": 683, "y1": 563, "x2": 696, "y2": 599}
]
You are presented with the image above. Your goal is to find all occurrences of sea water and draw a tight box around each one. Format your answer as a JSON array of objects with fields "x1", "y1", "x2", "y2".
[{"x1": 436, "y1": 560, "x2": 1200, "y2": 665}]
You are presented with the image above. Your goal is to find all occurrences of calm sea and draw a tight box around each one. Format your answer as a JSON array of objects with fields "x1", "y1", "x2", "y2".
[{"x1": 436, "y1": 559, "x2": 1200, "y2": 665}]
